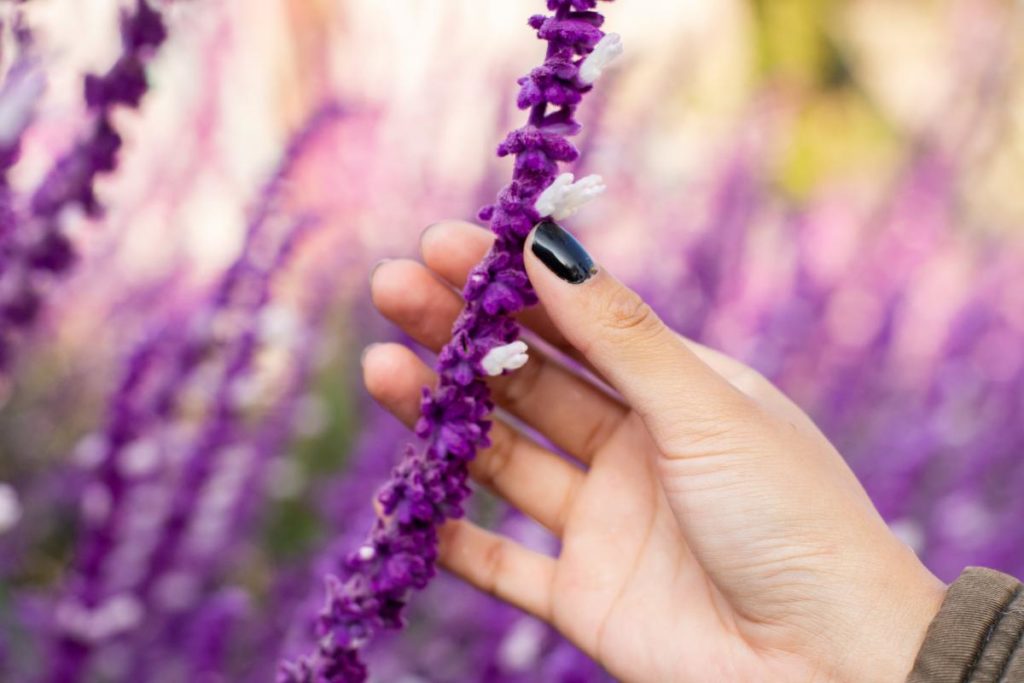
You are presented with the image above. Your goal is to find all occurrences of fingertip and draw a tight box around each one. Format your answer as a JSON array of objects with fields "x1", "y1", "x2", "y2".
[
  {"x1": 418, "y1": 222, "x2": 447, "y2": 262},
  {"x1": 362, "y1": 343, "x2": 436, "y2": 424},
  {"x1": 420, "y1": 220, "x2": 494, "y2": 285},
  {"x1": 420, "y1": 220, "x2": 464, "y2": 262},
  {"x1": 362, "y1": 343, "x2": 414, "y2": 401},
  {"x1": 524, "y1": 221, "x2": 540, "y2": 250},
  {"x1": 524, "y1": 219, "x2": 599, "y2": 288},
  {"x1": 370, "y1": 259, "x2": 430, "y2": 314},
  {"x1": 361, "y1": 342, "x2": 400, "y2": 402},
  {"x1": 368, "y1": 258, "x2": 391, "y2": 286}
]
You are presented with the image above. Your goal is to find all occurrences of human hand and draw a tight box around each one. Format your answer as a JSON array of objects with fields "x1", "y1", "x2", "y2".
[{"x1": 363, "y1": 220, "x2": 946, "y2": 683}]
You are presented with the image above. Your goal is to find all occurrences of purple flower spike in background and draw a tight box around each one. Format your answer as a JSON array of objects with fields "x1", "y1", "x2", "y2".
[
  {"x1": 48, "y1": 106, "x2": 337, "y2": 683},
  {"x1": 0, "y1": 0, "x2": 169, "y2": 373},
  {"x1": 280, "y1": 1, "x2": 620, "y2": 681}
]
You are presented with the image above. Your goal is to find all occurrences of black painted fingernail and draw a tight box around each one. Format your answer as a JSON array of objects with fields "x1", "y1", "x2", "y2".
[{"x1": 531, "y1": 220, "x2": 597, "y2": 284}]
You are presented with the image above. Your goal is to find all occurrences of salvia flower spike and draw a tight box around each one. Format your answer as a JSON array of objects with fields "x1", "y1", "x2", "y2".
[
  {"x1": 0, "y1": 0, "x2": 169, "y2": 372},
  {"x1": 279, "y1": 2, "x2": 619, "y2": 681},
  {"x1": 50, "y1": 108, "x2": 337, "y2": 683}
]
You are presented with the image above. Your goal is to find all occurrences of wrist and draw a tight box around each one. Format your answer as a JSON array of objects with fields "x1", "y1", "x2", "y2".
[{"x1": 834, "y1": 551, "x2": 947, "y2": 683}]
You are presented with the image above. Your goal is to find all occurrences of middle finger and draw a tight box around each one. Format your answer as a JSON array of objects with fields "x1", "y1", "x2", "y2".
[{"x1": 371, "y1": 259, "x2": 628, "y2": 465}]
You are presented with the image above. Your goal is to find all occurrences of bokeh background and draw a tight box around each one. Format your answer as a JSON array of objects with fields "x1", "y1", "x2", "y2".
[{"x1": 1, "y1": 0, "x2": 1024, "y2": 680}]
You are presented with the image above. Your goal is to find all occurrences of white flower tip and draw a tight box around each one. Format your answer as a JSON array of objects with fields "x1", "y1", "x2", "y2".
[
  {"x1": 0, "y1": 483, "x2": 22, "y2": 535},
  {"x1": 534, "y1": 173, "x2": 574, "y2": 218},
  {"x1": 357, "y1": 545, "x2": 376, "y2": 561},
  {"x1": 534, "y1": 173, "x2": 607, "y2": 221},
  {"x1": 579, "y1": 33, "x2": 624, "y2": 85},
  {"x1": 482, "y1": 341, "x2": 530, "y2": 377}
]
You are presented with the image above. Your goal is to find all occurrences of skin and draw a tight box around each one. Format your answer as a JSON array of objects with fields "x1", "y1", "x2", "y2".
[{"x1": 363, "y1": 220, "x2": 947, "y2": 683}]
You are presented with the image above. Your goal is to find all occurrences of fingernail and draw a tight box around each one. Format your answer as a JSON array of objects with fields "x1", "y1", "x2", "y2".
[
  {"x1": 420, "y1": 222, "x2": 443, "y2": 246},
  {"x1": 369, "y1": 259, "x2": 391, "y2": 285},
  {"x1": 530, "y1": 220, "x2": 597, "y2": 284},
  {"x1": 360, "y1": 343, "x2": 379, "y2": 367}
]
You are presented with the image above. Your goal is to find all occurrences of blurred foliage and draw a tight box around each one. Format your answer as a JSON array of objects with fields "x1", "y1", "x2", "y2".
[
  {"x1": 751, "y1": 0, "x2": 901, "y2": 196},
  {"x1": 781, "y1": 90, "x2": 899, "y2": 196},
  {"x1": 752, "y1": 0, "x2": 840, "y2": 87}
]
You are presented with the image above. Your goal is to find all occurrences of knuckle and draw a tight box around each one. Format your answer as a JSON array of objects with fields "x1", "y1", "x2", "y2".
[
  {"x1": 494, "y1": 352, "x2": 545, "y2": 410},
  {"x1": 670, "y1": 417, "x2": 741, "y2": 455},
  {"x1": 481, "y1": 538, "x2": 507, "y2": 594},
  {"x1": 437, "y1": 521, "x2": 460, "y2": 555},
  {"x1": 662, "y1": 399, "x2": 772, "y2": 457},
  {"x1": 554, "y1": 474, "x2": 582, "y2": 536},
  {"x1": 600, "y1": 286, "x2": 660, "y2": 335},
  {"x1": 578, "y1": 412, "x2": 618, "y2": 461},
  {"x1": 475, "y1": 426, "x2": 516, "y2": 490}
]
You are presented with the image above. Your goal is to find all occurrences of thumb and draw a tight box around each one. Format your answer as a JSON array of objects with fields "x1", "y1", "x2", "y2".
[{"x1": 524, "y1": 219, "x2": 763, "y2": 453}]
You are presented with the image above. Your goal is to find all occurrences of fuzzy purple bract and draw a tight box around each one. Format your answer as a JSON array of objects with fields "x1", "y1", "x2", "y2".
[{"x1": 279, "y1": 1, "x2": 615, "y2": 681}]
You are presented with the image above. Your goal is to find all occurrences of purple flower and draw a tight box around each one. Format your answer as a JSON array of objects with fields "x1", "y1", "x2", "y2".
[
  {"x1": 0, "y1": 0, "x2": 169, "y2": 374},
  {"x1": 280, "y1": 2, "x2": 619, "y2": 681},
  {"x1": 47, "y1": 107, "x2": 340, "y2": 683}
]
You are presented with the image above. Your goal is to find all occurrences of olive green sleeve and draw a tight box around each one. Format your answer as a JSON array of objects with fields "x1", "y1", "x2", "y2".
[{"x1": 908, "y1": 567, "x2": 1024, "y2": 683}]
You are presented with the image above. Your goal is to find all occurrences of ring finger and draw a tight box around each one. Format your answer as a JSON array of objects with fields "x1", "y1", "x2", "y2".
[{"x1": 363, "y1": 342, "x2": 586, "y2": 537}]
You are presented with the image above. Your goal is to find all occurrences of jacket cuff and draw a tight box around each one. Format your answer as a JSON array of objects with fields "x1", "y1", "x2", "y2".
[{"x1": 908, "y1": 567, "x2": 1024, "y2": 683}]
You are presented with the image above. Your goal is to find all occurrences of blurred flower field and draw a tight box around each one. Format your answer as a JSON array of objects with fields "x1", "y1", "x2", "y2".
[{"x1": 0, "y1": 0, "x2": 1023, "y2": 681}]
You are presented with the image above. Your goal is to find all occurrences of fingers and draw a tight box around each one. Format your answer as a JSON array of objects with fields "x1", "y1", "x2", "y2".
[
  {"x1": 362, "y1": 343, "x2": 585, "y2": 536},
  {"x1": 377, "y1": 219, "x2": 801, "y2": 460},
  {"x1": 419, "y1": 220, "x2": 811, "y2": 432},
  {"x1": 421, "y1": 220, "x2": 575, "y2": 354},
  {"x1": 524, "y1": 221, "x2": 767, "y2": 455},
  {"x1": 371, "y1": 259, "x2": 627, "y2": 465},
  {"x1": 370, "y1": 259, "x2": 463, "y2": 351},
  {"x1": 438, "y1": 519, "x2": 554, "y2": 621}
]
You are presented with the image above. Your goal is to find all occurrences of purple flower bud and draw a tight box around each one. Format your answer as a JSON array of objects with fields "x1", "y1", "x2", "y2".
[
  {"x1": 84, "y1": 57, "x2": 148, "y2": 110},
  {"x1": 1, "y1": 284, "x2": 39, "y2": 325},
  {"x1": 120, "y1": 0, "x2": 168, "y2": 53},
  {"x1": 26, "y1": 228, "x2": 76, "y2": 273},
  {"x1": 547, "y1": 0, "x2": 602, "y2": 11}
]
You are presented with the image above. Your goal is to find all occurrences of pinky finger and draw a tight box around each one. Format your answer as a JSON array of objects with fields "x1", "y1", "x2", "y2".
[{"x1": 438, "y1": 519, "x2": 555, "y2": 622}]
